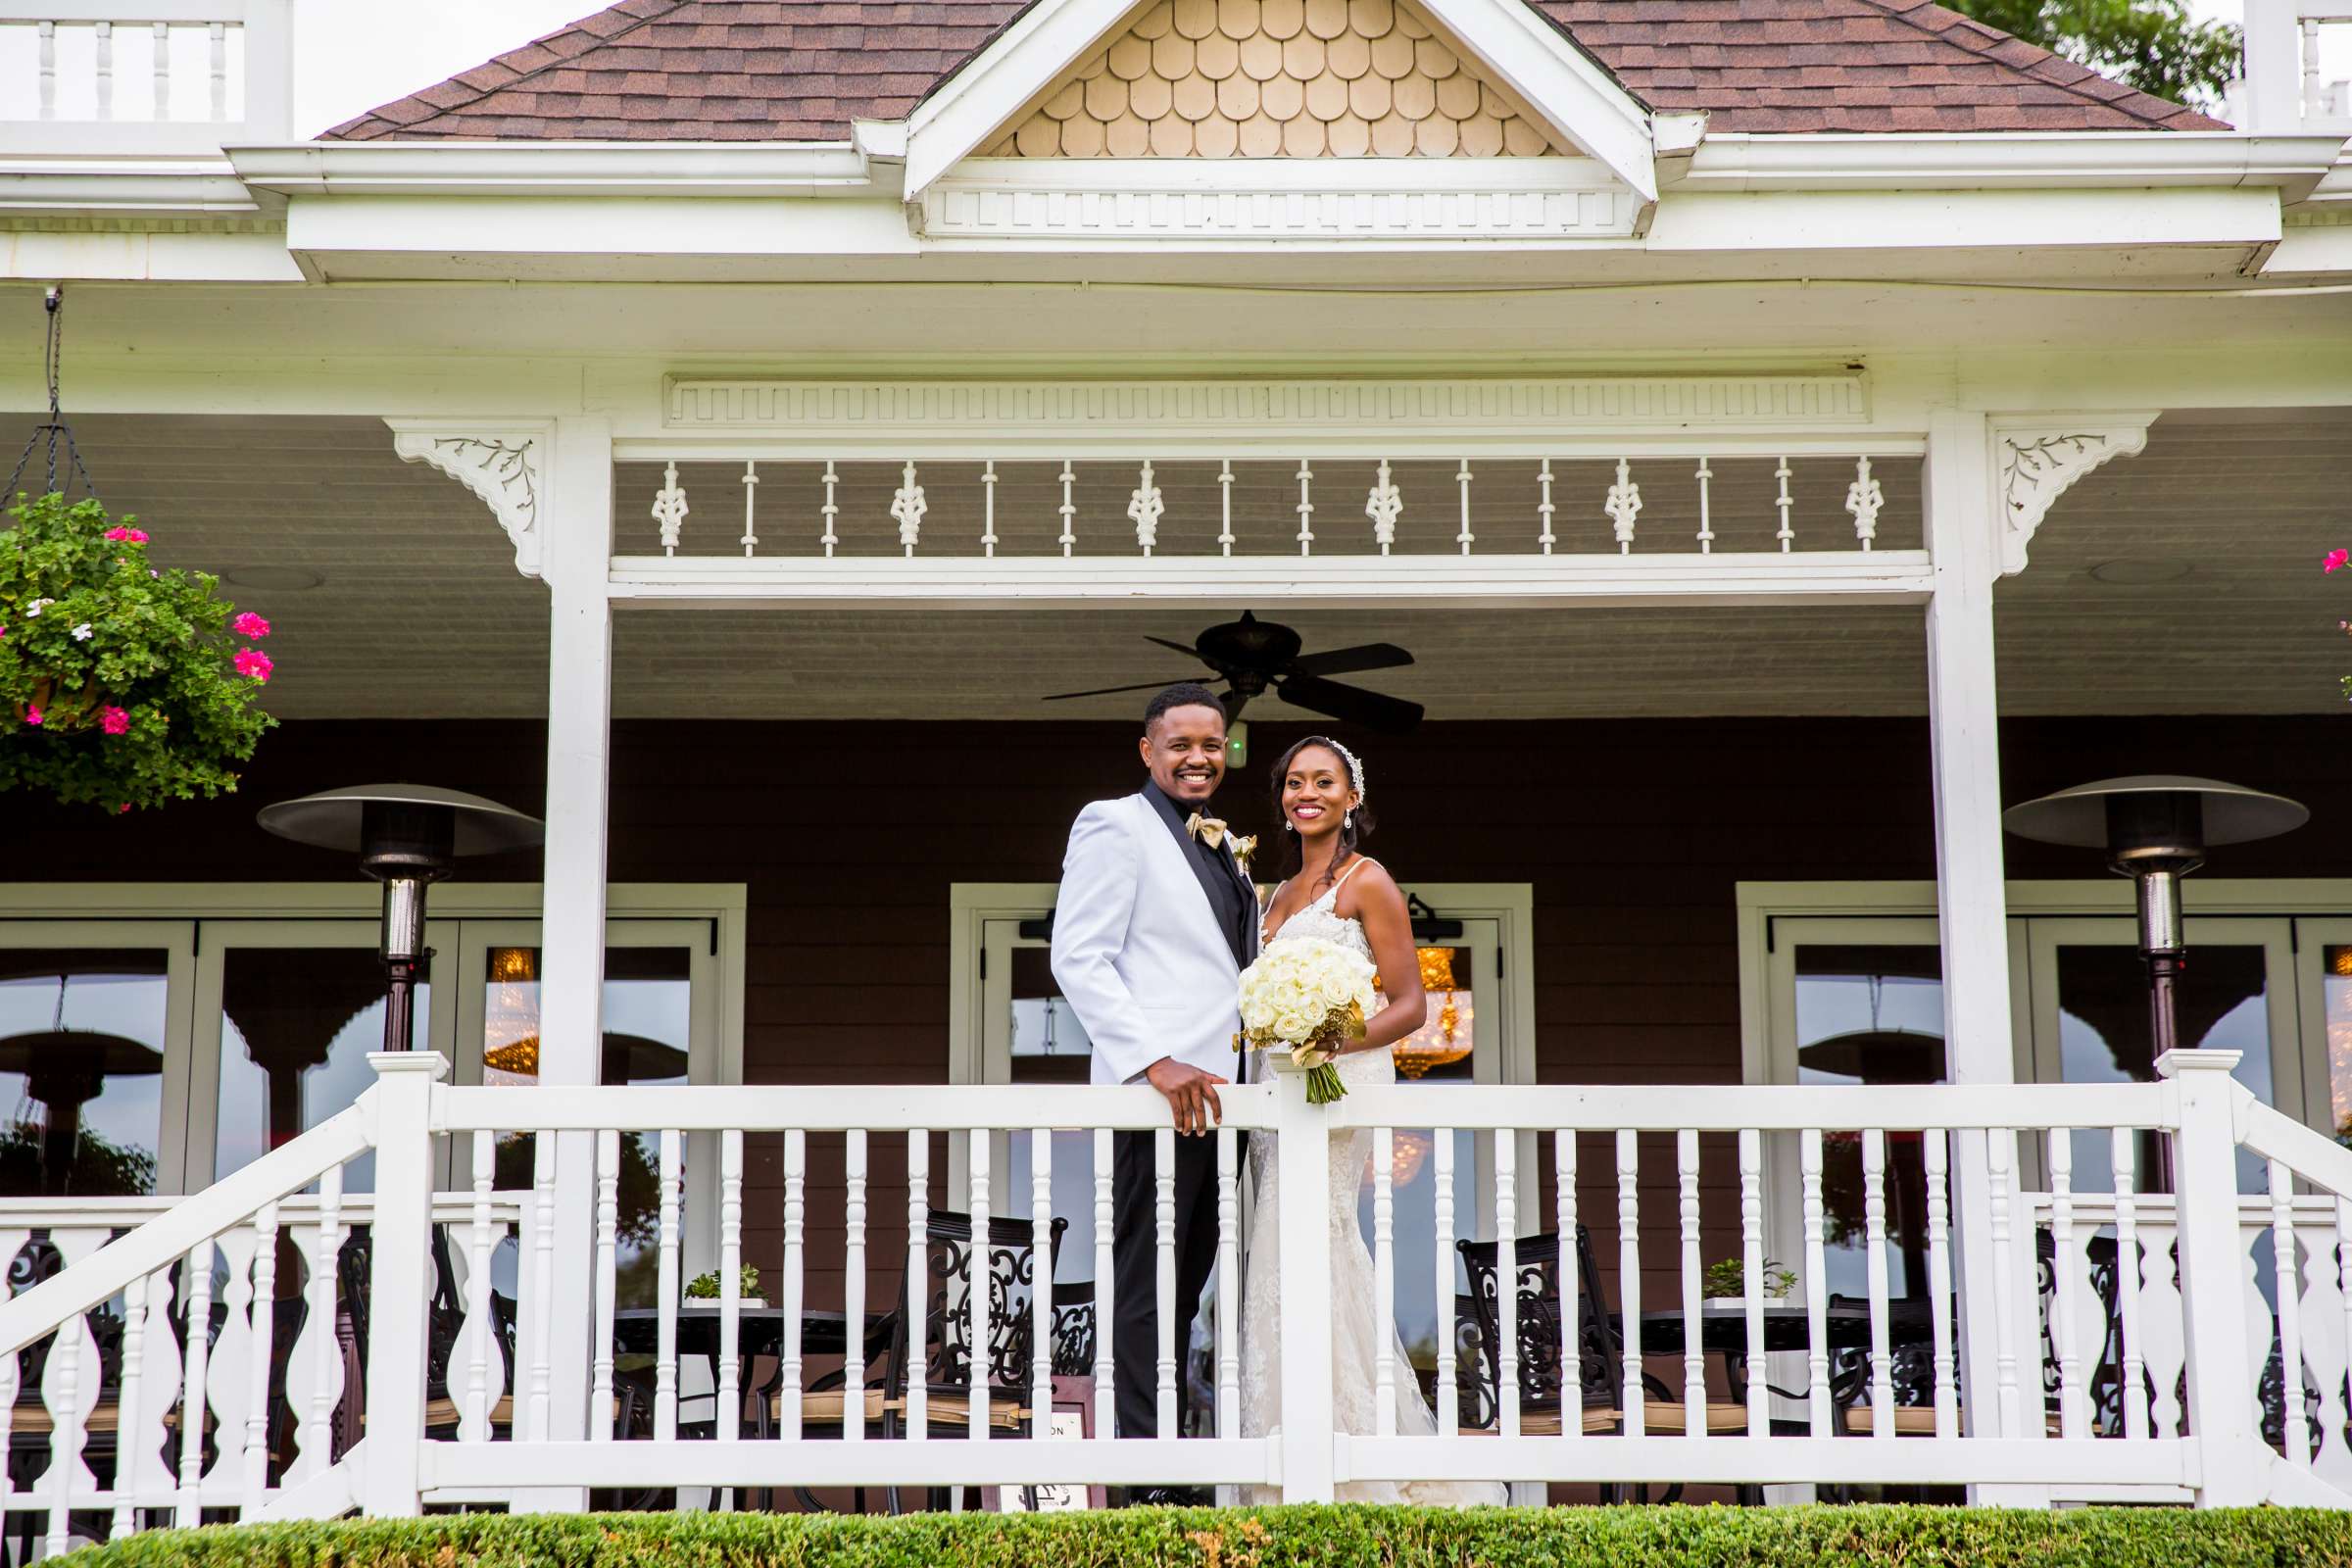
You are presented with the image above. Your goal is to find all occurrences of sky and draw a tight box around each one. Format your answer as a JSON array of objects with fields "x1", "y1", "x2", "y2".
[{"x1": 294, "y1": 0, "x2": 2342, "y2": 136}]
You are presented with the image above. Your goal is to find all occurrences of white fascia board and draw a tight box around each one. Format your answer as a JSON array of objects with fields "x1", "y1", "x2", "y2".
[
  {"x1": 902, "y1": 0, "x2": 1146, "y2": 197},
  {"x1": 1646, "y1": 185, "x2": 2283, "y2": 253},
  {"x1": 280, "y1": 192, "x2": 919, "y2": 263},
  {"x1": 229, "y1": 141, "x2": 889, "y2": 200},
  {"x1": 0, "y1": 157, "x2": 263, "y2": 217},
  {"x1": 1678, "y1": 132, "x2": 2346, "y2": 203}
]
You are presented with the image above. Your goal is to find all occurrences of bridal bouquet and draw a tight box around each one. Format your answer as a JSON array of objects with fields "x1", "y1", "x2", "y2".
[{"x1": 1235, "y1": 936, "x2": 1375, "y2": 1104}]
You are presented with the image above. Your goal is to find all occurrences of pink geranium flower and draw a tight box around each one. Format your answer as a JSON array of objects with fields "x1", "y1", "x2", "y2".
[
  {"x1": 231, "y1": 612, "x2": 270, "y2": 639},
  {"x1": 2327, "y1": 549, "x2": 2349, "y2": 574},
  {"x1": 23, "y1": 707, "x2": 41, "y2": 726},
  {"x1": 100, "y1": 706, "x2": 129, "y2": 735},
  {"x1": 234, "y1": 648, "x2": 273, "y2": 683},
  {"x1": 117, "y1": 804, "x2": 130, "y2": 814},
  {"x1": 104, "y1": 526, "x2": 149, "y2": 544}
]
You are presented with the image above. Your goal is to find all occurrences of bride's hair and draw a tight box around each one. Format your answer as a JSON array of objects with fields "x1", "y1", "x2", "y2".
[{"x1": 1269, "y1": 734, "x2": 1375, "y2": 893}]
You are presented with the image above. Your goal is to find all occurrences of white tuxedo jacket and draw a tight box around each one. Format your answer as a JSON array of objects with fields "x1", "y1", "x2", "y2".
[{"x1": 1051, "y1": 791, "x2": 1256, "y2": 1087}]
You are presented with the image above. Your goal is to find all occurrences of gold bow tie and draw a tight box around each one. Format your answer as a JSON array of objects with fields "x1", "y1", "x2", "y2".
[{"x1": 1186, "y1": 811, "x2": 1229, "y2": 849}]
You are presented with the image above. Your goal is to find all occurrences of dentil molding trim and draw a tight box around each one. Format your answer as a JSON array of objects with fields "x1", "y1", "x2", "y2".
[
  {"x1": 662, "y1": 374, "x2": 1871, "y2": 436},
  {"x1": 386, "y1": 419, "x2": 553, "y2": 578},
  {"x1": 1987, "y1": 414, "x2": 2157, "y2": 576}
]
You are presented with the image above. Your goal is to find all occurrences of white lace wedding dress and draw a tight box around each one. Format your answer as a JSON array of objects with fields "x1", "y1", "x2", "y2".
[{"x1": 1240, "y1": 866, "x2": 1504, "y2": 1506}]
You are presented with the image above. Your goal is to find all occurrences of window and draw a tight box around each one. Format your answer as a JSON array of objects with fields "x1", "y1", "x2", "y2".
[{"x1": 0, "y1": 944, "x2": 178, "y2": 1197}]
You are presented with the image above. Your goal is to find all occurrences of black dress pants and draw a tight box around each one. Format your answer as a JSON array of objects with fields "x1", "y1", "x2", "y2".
[{"x1": 1109, "y1": 1127, "x2": 1240, "y2": 1441}]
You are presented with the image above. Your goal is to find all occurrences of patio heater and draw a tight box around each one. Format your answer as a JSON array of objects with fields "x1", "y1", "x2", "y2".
[
  {"x1": 2002, "y1": 776, "x2": 2306, "y2": 1062},
  {"x1": 257, "y1": 785, "x2": 544, "y2": 1053}
]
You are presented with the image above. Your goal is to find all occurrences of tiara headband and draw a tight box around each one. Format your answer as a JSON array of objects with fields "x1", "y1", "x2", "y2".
[{"x1": 1328, "y1": 740, "x2": 1368, "y2": 808}]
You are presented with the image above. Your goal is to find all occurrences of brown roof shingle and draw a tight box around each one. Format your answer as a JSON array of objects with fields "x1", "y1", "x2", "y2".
[{"x1": 320, "y1": 0, "x2": 2226, "y2": 143}]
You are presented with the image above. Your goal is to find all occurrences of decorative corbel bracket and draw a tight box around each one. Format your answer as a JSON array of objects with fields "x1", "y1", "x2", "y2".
[
  {"x1": 1987, "y1": 414, "x2": 2158, "y2": 577},
  {"x1": 385, "y1": 418, "x2": 554, "y2": 579}
]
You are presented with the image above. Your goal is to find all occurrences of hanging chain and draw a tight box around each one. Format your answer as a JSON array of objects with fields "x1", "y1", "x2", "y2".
[{"x1": 7, "y1": 286, "x2": 100, "y2": 506}]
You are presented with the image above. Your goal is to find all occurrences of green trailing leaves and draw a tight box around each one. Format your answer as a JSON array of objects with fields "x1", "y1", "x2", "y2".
[
  {"x1": 0, "y1": 492, "x2": 276, "y2": 813},
  {"x1": 47, "y1": 1505, "x2": 2352, "y2": 1568}
]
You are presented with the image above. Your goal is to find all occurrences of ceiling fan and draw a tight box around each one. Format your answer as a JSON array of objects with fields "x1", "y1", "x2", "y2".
[{"x1": 1043, "y1": 611, "x2": 1424, "y2": 734}]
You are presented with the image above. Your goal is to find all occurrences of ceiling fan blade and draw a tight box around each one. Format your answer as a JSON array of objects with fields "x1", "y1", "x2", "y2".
[
  {"x1": 1286, "y1": 642, "x2": 1416, "y2": 678},
  {"x1": 1274, "y1": 673, "x2": 1425, "y2": 735},
  {"x1": 1144, "y1": 636, "x2": 1206, "y2": 660},
  {"x1": 1043, "y1": 678, "x2": 1199, "y2": 702}
]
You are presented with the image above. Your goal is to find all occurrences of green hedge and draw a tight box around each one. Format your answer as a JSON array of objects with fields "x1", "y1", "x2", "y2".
[{"x1": 53, "y1": 1505, "x2": 2352, "y2": 1568}]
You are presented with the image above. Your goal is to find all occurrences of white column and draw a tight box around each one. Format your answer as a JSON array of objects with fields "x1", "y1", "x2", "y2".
[
  {"x1": 1921, "y1": 410, "x2": 2025, "y2": 1482},
  {"x1": 538, "y1": 416, "x2": 615, "y2": 1472}
]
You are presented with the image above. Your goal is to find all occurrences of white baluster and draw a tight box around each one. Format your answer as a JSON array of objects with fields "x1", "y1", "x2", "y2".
[
  {"x1": 1497, "y1": 1130, "x2": 1518, "y2": 1439},
  {"x1": 1453, "y1": 459, "x2": 1474, "y2": 555},
  {"x1": 1295, "y1": 461, "x2": 1315, "y2": 556},
  {"x1": 1030, "y1": 1130, "x2": 1054, "y2": 1438},
  {"x1": 2113, "y1": 1128, "x2": 2148, "y2": 1441},
  {"x1": 1537, "y1": 459, "x2": 1556, "y2": 555},
  {"x1": 2273, "y1": 1158, "x2": 2308, "y2": 1466},
  {"x1": 113, "y1": 1274, "x2": 150, "y2": 1538},
  {"x1": 591, "y1": 1129, "x2": 618, "y2": 1440},
  {"x1": 2141, "y1": 1210, "x2": 2186, "y2": 1438},
  {"x1": 1094, "y1": 1127, "x2": 1116, "y2": 1441},
  {"x1": 463, "y1": 1132, "x2": 497, "y2": 1444},
  {"x1": 740, "y1": 461, "x2": 760, "y2": 558},
  {"x1": 1740, "y1": 1129, "x2": 1767, "y2": 1438},
  {"x1": 981, "y1": 462, "x2": 998, "y2": 558},
  {"x1": 906, "y1": 1130, "x2": 928, "y2": 1441},
  {"x1": 652, "y1": 460, "x2": 689, "y2": 556},
  {"x1": 301, "y1": 1165, "x2": 345, "y2": 1475},
  {"x1": 2051, "y1": 1130, "x2": 2086, "y2": 1439},
  {"x1": 1616, "y1": 1129, "x2": 1642, "y2": 1436},
  {"x1": 37, "y1": 22, "x2": 55, "y2": 119},
  {"x1": 94, "y1": 23, "x2": 113, "y2": 121},
  {"x1": 1678, "y1": 1129, "x2": 1704, "y2": 1437},
  {"x1": 1153, "y1": 1126, "x2": 1177, "y2": 1438},
  {"x1": 1774, "y1": 456, "x2": 1794, "y2": 552},
  {"x1": 2312, "y1": 1201, "x2": 2352, "y2": 1492},
  {"x1": 527, "y1": 1130, "x2": 556, "y2": 1443},
  {"x1": 1374, "y1": 1127, "x2": 1396, "y2": 1437},
  {"x1": 1603, "y1": 458, "x2": 1641, "y2": 555},
  {"x1": 1924, "y1": 1130, "x2": 1957, "y2": 1438},
  {"x1": 2335, "y1": 1200, "x2": 2352, "y2": 1478},
  {"x1": 176, "y1": 1238, "x2": 215, "y2": 1527},
  {"x1": 1862, "y1": 1130, "x2": 1891, "y2": 1439},
  {"x1": 780, "y1": 1128, "x2": 806, "y2": 1440},
  {"x1": 202, "y1": 1226, "x2": 256, "y2": 1494},
  {"x1": 46, "y1": 1230, "x2": 105, "y2": 1554},
  {"x1": 207, "y1": 21, "x2": 225, "y2": 120},
  {"x1": 153, "y1": 24, "x2": 170, "y2": 122},
  {"x1": 1365, "y1": 459, "x2": 1401, "y2": 555},
  {"x1": 655, "y1": 1129, "x2": 682, "y2": 1441},
  {"x1": 1058, "y1": 462, "x2": 1077, "y2": 557},
  {"x1": 1800, "y1": 1128, "x2": 1831, "y2": 1434},
  {"x1": 719, "y1": 1129, "x2": 744, "y2": 1444},
  {"x1": 1216, "y1": 1127, "x2": 1240, "y2": 1439},
  {"x1": 844, "y1": 1128, "x2": 867, "y2": 1443},
  {"x1": 1128, "y1": 459, "x2": 1163, "y2": 557},
  {"x1": 969, "y1": 1128, "x2": 992, "y2": 1441},
  {"x1": 1845, "y1": 456, "x2": 1884, "y2": 550},
  {"x1": 820, "y1": 463, "x2": 839, "y2": 558},
  {"x1": 1556, "y1": 1130, "x2": 1577, "y2": 1441},
  {"x1": 1695, "y1": 457, "x2": 1715, "y2": 553},
  {"x1": 242, "y1": 1203, "x2": 281, "y2": 1512},
  {"x1": 1216, "y1": 461, "x2": 1235, "y2": 557},
  {"x1": 1986, "y1": 1127, "x2": 2022, "y2": 1438},
  {"x1": 890, "y1": 462, "x2": 926, "y2": 557}
]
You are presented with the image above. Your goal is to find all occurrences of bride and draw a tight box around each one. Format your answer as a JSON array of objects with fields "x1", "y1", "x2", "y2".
[{"x1": 1240, "y1": 736, "x2": 1504, "y2": 1507}]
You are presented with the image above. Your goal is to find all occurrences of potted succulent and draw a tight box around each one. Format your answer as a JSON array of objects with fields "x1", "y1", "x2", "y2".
[
  {"x1": 682, "y1": 1264, "x2": 766, "y2": 1308},
  {"x1": 0, "y1": 493, "x2": 276, "y2": 812}
]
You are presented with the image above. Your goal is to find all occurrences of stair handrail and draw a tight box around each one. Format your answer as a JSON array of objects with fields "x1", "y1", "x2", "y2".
[
  {"x1": 0, "y1": 1090, "x2": 377, "y2": 1358},
  {"x1": 2238, "y1": 1098, "x2": 2352, "y2": 1202}
]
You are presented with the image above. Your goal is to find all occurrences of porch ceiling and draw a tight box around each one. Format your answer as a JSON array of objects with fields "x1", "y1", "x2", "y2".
[{"x1": 9, "y1": 406, "x2": 2345, "y2": 721}]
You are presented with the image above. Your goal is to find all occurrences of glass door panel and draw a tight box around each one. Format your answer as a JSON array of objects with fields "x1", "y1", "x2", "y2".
[{"x1": 0, "y1": 947, "x2": 172, "y2": 1197}]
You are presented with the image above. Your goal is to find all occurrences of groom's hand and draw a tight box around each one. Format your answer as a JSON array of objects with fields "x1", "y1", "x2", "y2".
[{"x1": 1144, "y1": 1058, "x2": 1227, "y2": 1136}]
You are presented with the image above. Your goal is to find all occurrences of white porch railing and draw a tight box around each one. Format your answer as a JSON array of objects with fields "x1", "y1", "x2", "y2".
[
  {"x1": 0, "y1": 0, "x2": 290, "y2": 157},
  {"x1": 0, "y1": 1048, "x2": 2344, "y2": 1546},
  {"x1": 2242, "y1": 0, "x2": 2352, "y2": 136}
]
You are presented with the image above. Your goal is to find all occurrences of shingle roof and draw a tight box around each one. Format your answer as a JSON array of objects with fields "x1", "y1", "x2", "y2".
[{"x1": 320, "y1": 0, "x2": 2226, "y2": 143}]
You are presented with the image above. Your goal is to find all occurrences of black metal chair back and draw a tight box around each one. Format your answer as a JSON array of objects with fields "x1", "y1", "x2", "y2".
[
  {"x1": 880, "y1": 1208, "x2": 1067, "y2": 1412},
  {"x1": 1455, "y1": 1225, "x2": 1621, "y2": 1429}
]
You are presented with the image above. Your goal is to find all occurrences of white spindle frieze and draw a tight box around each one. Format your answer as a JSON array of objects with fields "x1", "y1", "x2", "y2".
[
  {"x1": 1365, "y1": 459, "x2": 1402, "y2": 555},
  {"x1": 1127, "y1": 460, "x2": 1163, "y2": 557},
  {"x1": 1604, "y1": 457, "x2": 1641, "y2": 554},
  {"x1": 1845, "y1": 455, "x2": 1885, "y2": 549},
  {"x1": 652, "y1": 460, "x2": 689, "y2": 557}
]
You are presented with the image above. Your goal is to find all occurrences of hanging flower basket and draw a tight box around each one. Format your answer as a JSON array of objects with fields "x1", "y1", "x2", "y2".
[{"x1": 0, "y1": 492, "x2": 277, "y2": 813}]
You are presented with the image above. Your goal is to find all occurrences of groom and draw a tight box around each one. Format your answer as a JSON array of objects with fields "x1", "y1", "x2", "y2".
[{"x1": 1051, "y1": 682, "x2": 1257, "y2": 1473}]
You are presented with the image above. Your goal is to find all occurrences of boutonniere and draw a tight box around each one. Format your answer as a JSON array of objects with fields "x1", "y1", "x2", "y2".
[{"x1": 1230, "y1": 834, "x2": 1258, "y2": 873}]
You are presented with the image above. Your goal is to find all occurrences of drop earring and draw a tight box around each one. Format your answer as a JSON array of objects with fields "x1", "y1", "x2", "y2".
[{"x1": 1344, "y1": 809, "x2": 1354, "y2": 831}]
